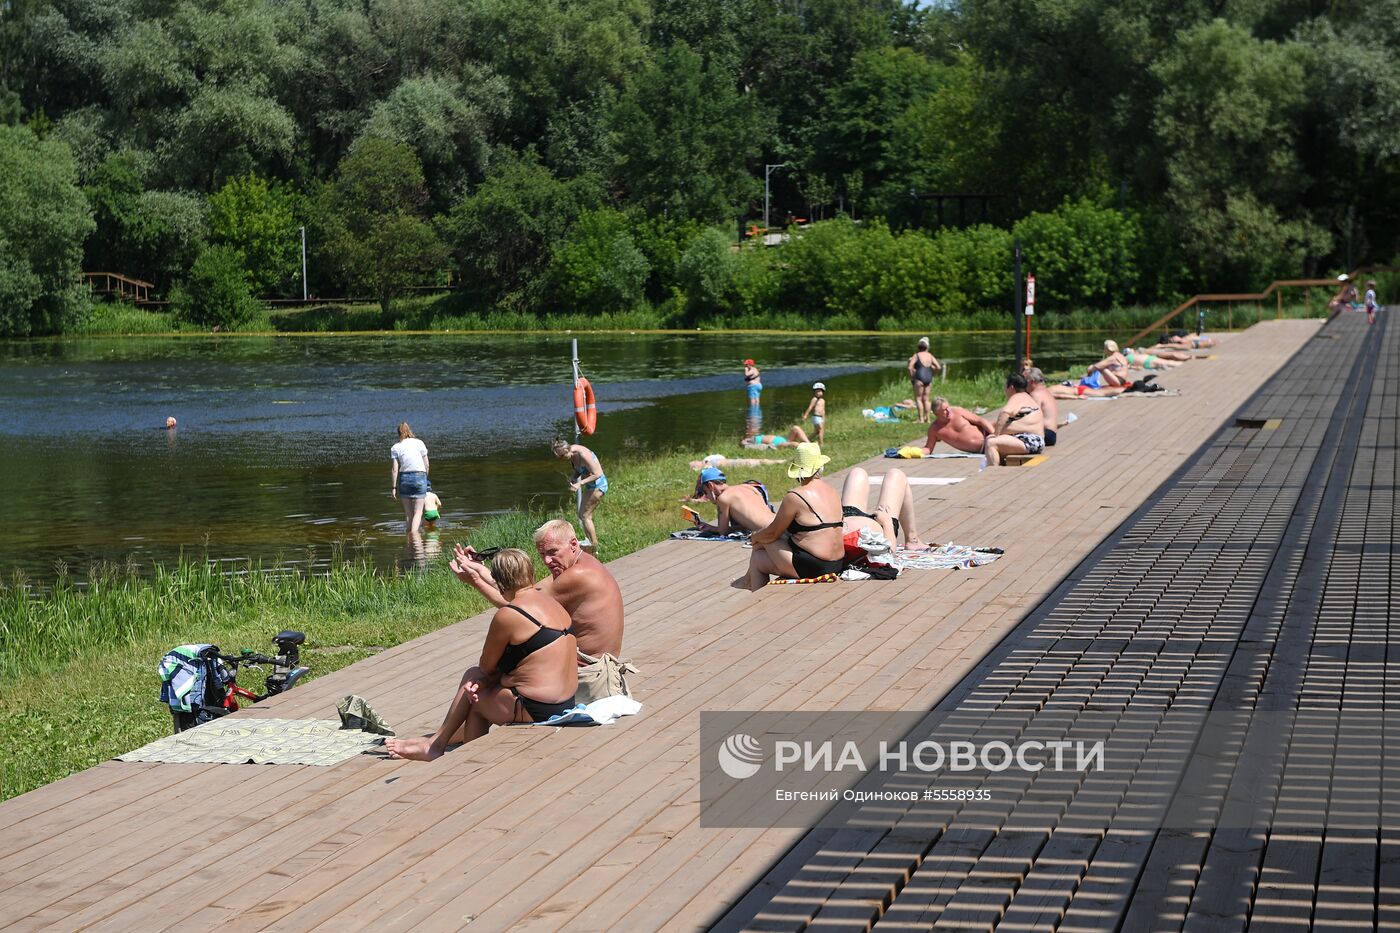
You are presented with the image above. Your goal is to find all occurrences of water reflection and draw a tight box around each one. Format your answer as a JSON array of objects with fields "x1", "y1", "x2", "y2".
[{"x1": 0, "y1": 330, "x2": 1112, "y2": 580}]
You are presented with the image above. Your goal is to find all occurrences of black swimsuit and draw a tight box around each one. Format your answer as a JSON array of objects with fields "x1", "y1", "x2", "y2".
[
  {"x1": 842, "y1": 504, "x2": 900, "y2": 539},
  {"x1": 498, "y1": 605, "x2": 577, "y2": 721},
  {"x1": 787, "y1": 492, "x2": 846, "y2": 577},
  {"x1": 913, "y1": 353, "x2": 935, "y2": 386}
]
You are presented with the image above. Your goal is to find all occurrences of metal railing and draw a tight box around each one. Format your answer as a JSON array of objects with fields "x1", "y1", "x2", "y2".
[
  {"x1": 1125, "y1": 265, "x2": 1397, "y2": 347},
  {"x1": 82, "y1": 272, "x2": 156, "y2": 303}
]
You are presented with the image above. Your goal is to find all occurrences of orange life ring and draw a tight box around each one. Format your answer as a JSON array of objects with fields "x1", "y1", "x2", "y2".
[{"x1": 573, "y1": 377, "x2": 597, "y2": 435}]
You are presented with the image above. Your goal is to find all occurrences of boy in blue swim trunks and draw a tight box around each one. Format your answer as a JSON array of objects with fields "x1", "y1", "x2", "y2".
[
  {"x1": 553, "y1": 438, "x2": 607, "y2": 550},
  {"x1": 801, "y1": 382, "x2": 827, "y2": 444}
]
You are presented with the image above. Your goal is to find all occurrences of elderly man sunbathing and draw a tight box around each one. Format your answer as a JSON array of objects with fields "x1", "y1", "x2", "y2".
[
  {"x1": 692, "y1": 467, "x2": 775, "y2": 534},
  {"x1": 984, "y1": 371, "x2": 1046, "y2": 466},
  {"x1": 919, "y1": 397, "x2": 995, "y2": 454},
  {"x1": 386, "y1": 548, "x2": 577, "y2": 759}
]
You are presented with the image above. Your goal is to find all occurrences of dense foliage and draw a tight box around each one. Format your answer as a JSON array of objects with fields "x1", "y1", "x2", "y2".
[{"x1": 3, "y1": 0, "x2": 1397, "y2": 333}]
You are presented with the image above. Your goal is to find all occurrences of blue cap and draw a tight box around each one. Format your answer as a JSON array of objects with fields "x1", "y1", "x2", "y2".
[{"x1": 698, "y1": 467, "x2": 726, "y2": 485}]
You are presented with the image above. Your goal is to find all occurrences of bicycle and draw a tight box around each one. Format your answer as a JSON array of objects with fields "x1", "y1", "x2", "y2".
[{"x1": 158, "y1": 630, "x2": 311, "y2": 733}]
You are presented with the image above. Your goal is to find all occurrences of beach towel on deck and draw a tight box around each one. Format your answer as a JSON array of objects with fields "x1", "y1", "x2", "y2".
[
  {"x1": 670, "y1": 529, "x2": 750, "y2": 542},
  {"x1": 769, "y1": 572, "x2": 840, "y2": 585},
  {"x1": 893, "y1": 545, "x2": 1004, "y2": 571}
]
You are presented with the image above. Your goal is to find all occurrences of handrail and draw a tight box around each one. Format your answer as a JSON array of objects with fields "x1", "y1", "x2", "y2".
[{"x1": 1125, "y1": 265, "x2": 1398, "y2": 346}]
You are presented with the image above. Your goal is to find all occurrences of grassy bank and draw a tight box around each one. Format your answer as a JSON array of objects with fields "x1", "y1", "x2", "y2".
[
  {"x1": 69, "y1": 293, "x2": 1330, "y2": 338},
  {"x1": 0, "y1": 369, "x2": 1008, "y2": 800}
]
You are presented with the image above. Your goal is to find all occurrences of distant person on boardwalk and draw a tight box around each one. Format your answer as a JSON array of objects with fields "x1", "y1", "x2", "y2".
[
  {"x1": 385, "y1": 548, "x2": 578, "y2": 759},
  {"x1": 741, "y1": 443, "x2": 845, "y2": 588},
  {"x1": 1365, "y1": 279, "x2": 1380, "y2": 325},
  {"x1": 743, "y1": 359, "x2": 762, "y2": 403},
  {"x1": 390, "y1": 422, "x2": 430, "y2": 535},
  {"x1": 920, "y1": 397, "x2": 994, "y2": 454},
  {"x1": 455, "y1": 519, "x2": 626, "y2": 692},
  {"x1": 1024, "y1": 368, "x2": 1071, "y2": 446},
  {"x1": 984, "y1": 372, "x2": 1046, "y2": 466},
  {"x1": 802, "y1": 382, "x2": 827, "y2": 444},
  {"x1": 553, "y1": 438, "x2": 606, "y2": 550},
  {"x1": 907, "y1": 337, "x2": 942, "y2": 423}
]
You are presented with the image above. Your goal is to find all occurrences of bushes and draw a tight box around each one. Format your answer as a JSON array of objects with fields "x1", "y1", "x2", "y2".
[
  {"x1": 1012, "y1": 197, "x2": 1142, "y2": 308},
  {"x1": 548, "y1": 209, "x2": 649, "y2": 315},
  {"x1": 170, "y1": 245, "x2": 262, "y2": 328}
]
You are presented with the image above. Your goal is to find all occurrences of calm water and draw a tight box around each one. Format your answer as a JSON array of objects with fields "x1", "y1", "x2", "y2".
[{"x1": 0, "y1": 330, "x2": 1106, "y2": 580}]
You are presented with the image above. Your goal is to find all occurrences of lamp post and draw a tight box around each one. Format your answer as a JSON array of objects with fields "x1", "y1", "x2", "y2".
[
  {"x1": 764, "y1": 163, "x2": 787, "y2": 230},
  {"x1": 299, "y1": 226, "x2": 308, "y2": 301}
]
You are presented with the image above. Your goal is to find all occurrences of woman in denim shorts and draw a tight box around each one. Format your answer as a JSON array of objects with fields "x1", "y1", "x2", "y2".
[{"x1": 390, "y1": 422, "x2": 431, "y2": 535}]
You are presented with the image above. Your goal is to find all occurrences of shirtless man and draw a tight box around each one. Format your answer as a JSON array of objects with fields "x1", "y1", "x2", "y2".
[
  {"x1": 455, "y1": 519, "x2": 623, "y2": 660},
  {"x1": 920, "y1": 397, "x2": 995, "y2": 454},
  {"x1": 1024, "y1": 368, "x2": 1069, "y2": 446},
  {"x1": 692, "y1": 467, "x2": 774, "y2": 534},
  {"x1": 985, "y1": 371, "x2": 1046, "y2": 466}
]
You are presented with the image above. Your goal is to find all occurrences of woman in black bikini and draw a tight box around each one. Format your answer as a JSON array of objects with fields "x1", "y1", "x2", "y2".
[
  {"x1": 741, "y1": 442, "x2": 846, "y2": 588},
  {"x1": 840, "y1": 466, "x2": 927, "y2": 556},
  {"x1": 386, "y1": 549, "x2": 577, "y2": 760}
]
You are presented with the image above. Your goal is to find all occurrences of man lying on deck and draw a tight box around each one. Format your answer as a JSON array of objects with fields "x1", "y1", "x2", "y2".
[
  {"x1": 455, "y1": 518, "x2": 624, "y2": 664},
  {"x1": 984, "y1": 371, "x2": 1046, "y2": 466},
  {"x1": 920, "y1": 397, "x2": 995, "y2": 454},
  {"x1": 692, "y1": 467, "x2": 775, "y2": 534},
  {"x1": 1162, "y1": 331, "x2": 1216, "y2": 349},
  {"x1": 385, "y1": 549, "x2": 578, "y2": 759}
]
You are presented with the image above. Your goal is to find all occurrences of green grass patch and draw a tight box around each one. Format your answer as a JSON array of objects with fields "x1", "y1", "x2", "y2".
[{"x1": 0, "y1": 370, "x2": 1008, "y2": 800}]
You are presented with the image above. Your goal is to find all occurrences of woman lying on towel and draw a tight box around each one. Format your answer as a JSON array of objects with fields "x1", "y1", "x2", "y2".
[
  {"x1": 739, "y1": 443, "x2": 845, "y2": 589},
  {"x1": 742, "y1": 424, "x2": 810, "y2": 450},
  {"x1": 840, "y1": 466, "x2": 928, "y2": 556},
  {"x1": 386, "y1": 549, "x2": 577, "y2": 760}
]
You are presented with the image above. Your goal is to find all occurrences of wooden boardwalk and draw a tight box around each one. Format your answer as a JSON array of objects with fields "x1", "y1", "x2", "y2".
[{"x1": 0, "y1": 319, "x2": 1333, "y2": 931}]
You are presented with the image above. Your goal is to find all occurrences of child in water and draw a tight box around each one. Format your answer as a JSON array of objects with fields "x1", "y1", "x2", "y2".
[
  {"x1": 802, "y1": 382, "x2": 827, "y2": 445},
  {"x1": 422, "y1": 489, "x2": 443, "y2": 527}
]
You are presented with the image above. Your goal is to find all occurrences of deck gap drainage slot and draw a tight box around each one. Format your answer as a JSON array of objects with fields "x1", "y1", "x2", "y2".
[{"x1": 1235, "y1": 418, "x2": 1282, "y2": 430}]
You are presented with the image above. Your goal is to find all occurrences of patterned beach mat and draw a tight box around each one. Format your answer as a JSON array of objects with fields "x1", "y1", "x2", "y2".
[
  {"x1": 118, "y1": 718, "x2": 386, "y2": 766},
  {"x1": 894, "y1": 545, "x2": 1004, "y2": 571}
]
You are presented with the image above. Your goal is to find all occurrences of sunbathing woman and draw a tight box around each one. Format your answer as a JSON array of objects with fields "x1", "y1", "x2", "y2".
[
  {"x1": 1163, "y1": 331, "x2": 1216, "y2": 349},
  {"x1": 742, "y1": 443, "x2": 845, "y2": 589},
  {"x1": 743, "y1": 424, "x2": 810, "y2": 450},
  {"x1": 386, "y1": 549, "x2": 577, "y2": 760},
  {"x1": 1124, "y1": 348, "x2": 1183, "y2": 370},
  {"x1": 840, "y1": 466, "x2": 927, "y2": 554},
  {"x1": 1087, "y1": 340, "x2": 1131, "y2": 386}
]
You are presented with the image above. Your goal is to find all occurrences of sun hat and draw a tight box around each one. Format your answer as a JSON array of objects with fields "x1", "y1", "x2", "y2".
[
  {"x1": 787, "y1": 442, "x2": 831, "y2": 479},
  {"x1": 917, "y1": 336, "x2": 930, "y2": 348},
  {"x1": 812, "y1": 381, "x2": 825, "y2": 390},
  {"x1": 698, "y1": 466, "x2": 726, "y2": 485}
]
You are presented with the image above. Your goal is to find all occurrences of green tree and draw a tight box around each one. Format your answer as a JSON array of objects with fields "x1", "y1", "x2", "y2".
[
  {"x1": 676, "y1": 227, "x2": 738, "y2": 318},
  {"x1": 170, "y1": 244, "x2": 261, "y2": 328},
  {"x1": 1152, "y1": 20, "x2": 1328, "y2": 286},
  {"x1": 319, "y1": 138, "x2": 447, "y2": 313},
  {"x1": 208, "y1": 174, "x2": 298, "y2": 295},
  {"x1": 443, "y1": 149, "x2": 603, "y2": 310},
  {"x1": 0, "y1": 125, "x2": 95, "y2": 336},
  {"x1": 81, "y1": 152, "x2": 207, "y2": 287},
  {"x1": 609, "y1": 42, "x2": 765, "y2": 222},
  {"x1": 1012, "y1": 196, "x2": 1142, "y2": 307},
  {"x1": 549, "y1": 208, "x2": 649, "y2": 314}
]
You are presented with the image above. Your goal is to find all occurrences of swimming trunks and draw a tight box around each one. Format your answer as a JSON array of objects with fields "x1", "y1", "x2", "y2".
[
  {"x1": 576, "y1": 467, "x2": 609, "y2": 495},
  {"x1": 509, "y1": 687, "x2": 577, "y2": 722},
  {"x1": 497, "y1": 604, "x2": 572, "y2": 675},
  {"x1": 811, "y1": 415, "x2": 824, "y2": 426},
  {"x1": 1045, "y1": 428, "x2": 1057, "y2": 447},
  {"x1": 746, "y1": 382, "x2": 763, "y2": 399},
  {"x1": 423, "y1": 508, "x2": 440, "y2": 521},
  {"x1": 1013, "y1": 433, "x2": 1045, "y2": 454}
]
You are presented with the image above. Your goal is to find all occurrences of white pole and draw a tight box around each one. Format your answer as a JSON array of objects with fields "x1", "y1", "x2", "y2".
[
  {"x1": 299, "y1": 226, "x2": 308, "y2": 301},
  {"x1": 571, "y1": 338, "x2": 582, "y2": 516},
  {"x1": 764, "y1": 172, "x2": 771, "y2": 230}
]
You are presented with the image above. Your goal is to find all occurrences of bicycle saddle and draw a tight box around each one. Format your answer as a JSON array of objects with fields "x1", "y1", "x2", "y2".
[{"x1": 274, "y1": 630, "x2": 306, "y2": 646}]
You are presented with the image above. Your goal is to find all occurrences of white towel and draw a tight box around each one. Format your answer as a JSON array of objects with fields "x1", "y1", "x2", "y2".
[{"x1": 532, "y1": 694, "x2": 643, "y2": 726}]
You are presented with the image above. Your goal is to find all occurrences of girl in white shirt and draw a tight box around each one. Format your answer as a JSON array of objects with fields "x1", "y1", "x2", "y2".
[{"x1": 391, "y1": 422, "x2": 430, "y2": 535}]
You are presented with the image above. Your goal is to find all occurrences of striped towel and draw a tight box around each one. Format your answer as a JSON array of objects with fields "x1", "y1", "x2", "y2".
[{"x1": 769, "y1": 572, "x2": 841, "y2": 585}]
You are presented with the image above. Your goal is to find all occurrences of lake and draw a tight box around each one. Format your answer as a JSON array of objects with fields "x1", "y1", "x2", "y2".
[{"x1": 0, "y1": 329, "x2": 1108, "y2": 580}]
